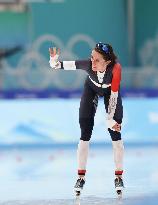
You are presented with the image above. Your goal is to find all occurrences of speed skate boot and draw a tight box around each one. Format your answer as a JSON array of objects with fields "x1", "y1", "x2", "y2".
[
  {"x1": 114, "y1": 176, "x2": 124, "y2": 197},
  {"x1": 74, "y1": 178, "x2": 85, "y2": 196}
]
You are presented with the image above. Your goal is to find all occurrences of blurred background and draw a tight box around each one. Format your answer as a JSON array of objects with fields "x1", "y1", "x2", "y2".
[{"x1": 0, "y1": 0, "x2": 158, "y2": 203}]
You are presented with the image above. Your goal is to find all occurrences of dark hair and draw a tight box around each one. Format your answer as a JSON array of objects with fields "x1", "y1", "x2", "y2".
[{"x1": 94, "y1": 42, "x2": 117, "y2": 66}]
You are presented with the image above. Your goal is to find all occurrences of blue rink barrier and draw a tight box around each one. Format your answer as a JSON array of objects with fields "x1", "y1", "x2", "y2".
[
  {"x1": 0, "y1": 88, "x2": 158, "y2": 99},
  {"x1": 0, "y1": 98, "x2": 158, "y2": 147}
]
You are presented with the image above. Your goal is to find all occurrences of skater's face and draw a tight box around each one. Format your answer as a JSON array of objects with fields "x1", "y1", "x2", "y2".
[{"x1": 91, "y1": 50, "x2": 111, "y2": 72}]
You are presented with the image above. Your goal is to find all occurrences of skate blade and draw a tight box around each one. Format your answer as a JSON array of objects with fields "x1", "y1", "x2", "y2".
[{"x1": 116, "y1": 190, "x2": 122, "y2": 199}]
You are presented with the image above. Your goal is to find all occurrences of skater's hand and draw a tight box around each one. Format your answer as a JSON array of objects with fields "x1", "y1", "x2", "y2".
[
  {"x1": 112, "y1": 123, "x2": 121, "y2": 132},
  {"x1": 49, "y1": 47, "x2": 60, "y2": 57},
  {"x1": 49, "y1": 47, "x2": 61, "y2": 69}
]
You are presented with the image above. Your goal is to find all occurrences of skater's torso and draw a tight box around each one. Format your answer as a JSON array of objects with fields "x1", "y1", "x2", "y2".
[{"x1": 61, "y1": 59, "x2": 120, "y2": 97}]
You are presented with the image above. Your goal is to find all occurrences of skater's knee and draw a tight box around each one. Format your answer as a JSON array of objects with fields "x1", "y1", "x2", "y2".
[
  {"x1": 108, "y1": 128, "x2": 121, "y2": 141},
  {"x1": 111, "y1": 135, "x2": 121, "y2": 141}
]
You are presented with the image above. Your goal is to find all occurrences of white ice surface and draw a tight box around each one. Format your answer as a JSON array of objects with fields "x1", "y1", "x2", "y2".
[{"x1": 0, "y1": 146, "x2": 157, "y2": 205}]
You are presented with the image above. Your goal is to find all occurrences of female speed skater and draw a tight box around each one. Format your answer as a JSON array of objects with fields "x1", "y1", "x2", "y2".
[{"x1": 49, "y1": 42, "x2": 124, "y2": 196}]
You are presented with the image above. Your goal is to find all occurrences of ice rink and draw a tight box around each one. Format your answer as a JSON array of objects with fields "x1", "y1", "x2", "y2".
[{"x1": 0, "y1": 145, "x2": 158, "y2": 205}]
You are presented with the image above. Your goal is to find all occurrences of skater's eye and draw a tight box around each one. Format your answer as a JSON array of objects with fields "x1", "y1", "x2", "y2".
[{"x1": 91, "y1": 56, "x2": 99, "y2": 63}]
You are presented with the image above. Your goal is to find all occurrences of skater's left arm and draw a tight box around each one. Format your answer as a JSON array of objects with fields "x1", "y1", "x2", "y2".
[
  {"x1": 49, "y1": 47, "x2": 91, "y2": 71},
  {"x1": 107, "y1": 63, "x2": 121, "y2": 132}
]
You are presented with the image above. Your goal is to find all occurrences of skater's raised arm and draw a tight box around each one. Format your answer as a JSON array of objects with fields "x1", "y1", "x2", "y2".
[{"x1": 49, "y1": 47, "x2": 91, "y2": 72}]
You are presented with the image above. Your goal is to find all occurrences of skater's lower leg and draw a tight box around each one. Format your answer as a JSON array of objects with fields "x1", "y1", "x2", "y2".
[
  {"x1": 108, "y1": 128, "x2": 124, "y2": 192},
  {"x1": 112, "y1": 139, "x2": 124, "y2": 191},
  {"x1": 108, "y1": 127, "x2": 124, "y2": 170},
  {"x1": 75, "y1": 115, "x2": 94, "y2": 195},
  {"x1": 112, "y1": 139, "x2": 124, "y2": 171},
  {"x1": 77, "y1": 140, "x2": 89, "y2": 175},
  {"x1": 74, "y1": 140, "x2": 90, "y2": 192}
]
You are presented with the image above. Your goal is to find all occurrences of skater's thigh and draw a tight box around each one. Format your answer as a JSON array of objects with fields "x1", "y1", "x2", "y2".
[{"x1": 79, "y1": 83, "x2": 98, "y2": 118}]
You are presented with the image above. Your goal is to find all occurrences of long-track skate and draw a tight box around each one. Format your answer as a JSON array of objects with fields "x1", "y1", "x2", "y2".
[
  {"x1": 115, "y1": 177, "x2": 124, "y2": 198},
  {"x1": 74, "y1": 178, "x2": 85, "y2": 197}
]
